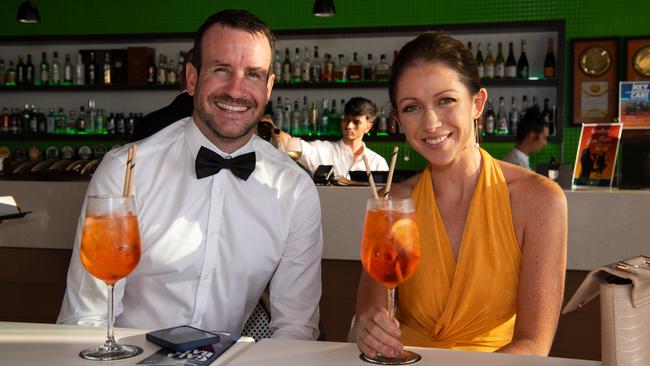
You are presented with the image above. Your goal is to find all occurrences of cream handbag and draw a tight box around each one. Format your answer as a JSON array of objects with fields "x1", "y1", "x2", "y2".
[{"x1": 562, "y1": 255, "x2": 650, "y2": 366}]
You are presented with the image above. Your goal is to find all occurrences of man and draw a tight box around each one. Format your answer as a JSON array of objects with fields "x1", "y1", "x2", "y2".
[
  {"x1": 58, "y1": 9, "x2": 322, "y2": 340},
  {"x1": 132, "y1": 49, "x2": 194, "y2": 140},
  {"x1": 276, "y1": 97, "x2": 388, "y2": 178},
  {"x1": 502, "y1": 107, "x2": 549, "y2": 170}
]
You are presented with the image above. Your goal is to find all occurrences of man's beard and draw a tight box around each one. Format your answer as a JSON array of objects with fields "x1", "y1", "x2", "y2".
[{"x1": 196, "y1": 94, "x2": 261, "y2": 141}]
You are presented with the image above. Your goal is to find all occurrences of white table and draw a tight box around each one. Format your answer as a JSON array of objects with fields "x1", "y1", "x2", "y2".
[{"x1": 0, "y1": 322, "x2": 600, "y2": 366}]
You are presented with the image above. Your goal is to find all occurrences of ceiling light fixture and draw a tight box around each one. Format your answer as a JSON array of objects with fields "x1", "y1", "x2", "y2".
[
  {"x1": 17, "y1": 1, "x2": 40, "y2": 24},
  {"x1": 313, "y1": 0, "x2": 336, "y2": 17}
]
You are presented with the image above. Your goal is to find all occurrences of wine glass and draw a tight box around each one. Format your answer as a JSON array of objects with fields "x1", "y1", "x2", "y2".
[
  {"x1": 360, "y1": 198, "x2": 421, "y2": 365},
  {"x1": 286, "y1": 137, "x2": 303, "y2": 161},
  {"x1": 79, "y1": 195, "x2": 143, "y2": 361}
]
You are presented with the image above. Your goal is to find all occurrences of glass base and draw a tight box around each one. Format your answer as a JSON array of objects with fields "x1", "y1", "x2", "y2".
[
  {"x1": 359, "y1": 350, "x2": 422, "y2": 365},
  {"x1": 79, "y1": 343, "x2": 143, "y2": 361}
]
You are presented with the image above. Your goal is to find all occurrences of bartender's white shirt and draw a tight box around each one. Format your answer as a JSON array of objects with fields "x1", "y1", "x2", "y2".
[
  {"x1": 299, "y1": 139, "x2": 388, "y2": 178},
  {"x1": 57, "y1": 118, "x2": 323, "y2": 340},
  {"x1": 502, "y1": 147, "x2": 531, "y2": 170}
]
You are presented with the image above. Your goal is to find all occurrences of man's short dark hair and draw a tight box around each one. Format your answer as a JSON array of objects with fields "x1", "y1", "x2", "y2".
[
  {"x1": 192, "y1": 9, "x2": 276, "y2": 74},
  {"x1": 344, "y1": 97, "x2": 378, "y2": 122},
  {"x1": 516, "y1": 107, "x2": 549, "y2": 143}
]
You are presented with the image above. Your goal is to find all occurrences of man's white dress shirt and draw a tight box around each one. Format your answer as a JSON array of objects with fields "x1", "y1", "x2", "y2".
[
  {"x1": 299, "y1": 139, "x2": 388, "y2": 178},
  {"x1": 502, "y1": 147, "x2": 531, "y2": 170},
  {"x1": 58, "y1": 117, "x2": 323, "y2": 340}
]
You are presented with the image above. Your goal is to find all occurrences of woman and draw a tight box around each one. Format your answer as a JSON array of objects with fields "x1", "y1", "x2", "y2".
[{"x1": 349, "y1": 32, "x2": 567, "y2": 357}]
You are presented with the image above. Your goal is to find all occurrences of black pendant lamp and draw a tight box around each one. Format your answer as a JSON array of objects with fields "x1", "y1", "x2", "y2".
[
  {"x1": 17, "y1": 1, "x2": 40, "y2": 24},
  {"x1": 313, "y1": 0, "x2": 336, "y2": 17}
]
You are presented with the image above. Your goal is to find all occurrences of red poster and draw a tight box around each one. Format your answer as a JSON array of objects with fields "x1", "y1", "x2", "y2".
[{"x1": 572, "y1": 123, "x2": 623, "y2": 188}]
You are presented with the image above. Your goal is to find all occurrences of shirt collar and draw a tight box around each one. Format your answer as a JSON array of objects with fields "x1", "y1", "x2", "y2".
[
  {"x1": 513, "y1": 148, "x2": 530, "y2": 165},
  {"x1": 184, "y1": 118, "x2": 257, "y2": 159}
]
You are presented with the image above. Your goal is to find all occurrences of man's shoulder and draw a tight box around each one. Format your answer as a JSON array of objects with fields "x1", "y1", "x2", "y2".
[{"x1": 254, "y1": 138, "x2": 314, "y2": 184}]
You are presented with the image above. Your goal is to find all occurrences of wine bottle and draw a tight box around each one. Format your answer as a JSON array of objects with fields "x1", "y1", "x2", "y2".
[
  {"x1": 496, "y1": 96, "x2": 509, "y2": 135},
  {"x1": 39, "y1": 52, "x2": 49, "y2": 86},
  {"x1": 517, "y1": 39, "x2": 529, "y2": 79},
  {"x1": 484, "y1": 43, "x2": 495, "y2": 79},
  {"x1": 494, "y1": 42, "x2": 505, "y2": 79},
  {"x1": 475, "y1": 43, "x2": 485, "y2": 79},
  {"x1": 509, "y1": 96, "x2": 519, "y2": 136},
  {"x1": 505, "y1": 42, "x2": 516, "y2": 79},
  {"x1": 16, "y1": 54, "x2": 25, "y2": 84},
  {"x1": 544, "y1": 38, "x2": 556, "y2": 78},
  {"x1": 281, "y1": 48, "x2": 292, "y2": 83},
  {"x1": 484, "y1": 99, "x2": 495, "y2": 135}
]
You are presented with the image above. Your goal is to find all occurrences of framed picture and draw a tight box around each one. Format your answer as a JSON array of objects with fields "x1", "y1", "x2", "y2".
[
  {"x1": 571, "y1": 38, "x2": 621, "y2": 124},
  {"x1": 619, "y1": 81, "x2": 650, "y2": 128},
  {"x1": 625, "y1": 36, "x2": 650, "y2": 81},
  {"x1": 572, "y1": 123, "x2": 623, "y2": 188}
]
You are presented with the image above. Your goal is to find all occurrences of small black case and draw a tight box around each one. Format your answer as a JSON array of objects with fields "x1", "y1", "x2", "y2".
[{"x1": 146, "y1": 325, "x2": 221, "y2": 352}]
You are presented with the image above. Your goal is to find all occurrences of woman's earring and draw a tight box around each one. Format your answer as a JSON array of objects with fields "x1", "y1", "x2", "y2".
[{"x1": 474, "y1": 119, "x2": 480, "y2": 147}]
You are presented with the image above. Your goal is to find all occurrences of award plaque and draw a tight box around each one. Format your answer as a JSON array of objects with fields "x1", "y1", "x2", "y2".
[
  {"x1": 572, "y1": 38, "x2": 620, "y2": 124},
  {"x1": 625, "y1": 37, "x2": 650, "y2": 81}
]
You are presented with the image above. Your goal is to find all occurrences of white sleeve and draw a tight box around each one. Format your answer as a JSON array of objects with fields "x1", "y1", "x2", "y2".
[
  {"x1": 268, "y1": 178, "x2": 323, "y2": 340},
  {"x1": 56, "y1": 148, "x2": 130, "y2": 326},
  {"x1": 298, "y1": 140, "x2": 334, "y2": 175}
]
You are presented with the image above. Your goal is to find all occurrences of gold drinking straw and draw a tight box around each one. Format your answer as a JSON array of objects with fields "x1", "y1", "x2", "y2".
[
  {"x1": 122, "y1": 144, "x2": 137, "y2": 197},
  {"x1": 383, "y1": 146, "x2": 399, "y2": 199},
  {"x1": 362, "y1": 154, "x2": 379, "y2": 199}
]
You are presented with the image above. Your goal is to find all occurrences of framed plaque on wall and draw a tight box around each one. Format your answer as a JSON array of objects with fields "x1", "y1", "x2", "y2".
[
  {"x1": 625, "y1": 36, "x2": 650, "y2": 81},
  {"x1": 571, "y1": 38, "x2": 621, "y2": 124}
]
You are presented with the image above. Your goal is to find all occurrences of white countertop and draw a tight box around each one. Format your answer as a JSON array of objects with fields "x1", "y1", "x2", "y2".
[{"x1": 0, "y1": 322, "x2": 599, "y2": 366}]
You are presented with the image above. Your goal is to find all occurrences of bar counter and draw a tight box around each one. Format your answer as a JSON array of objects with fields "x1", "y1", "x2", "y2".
[{"x1": 0, "y1": 321, "x2": 600, "y2": 365}]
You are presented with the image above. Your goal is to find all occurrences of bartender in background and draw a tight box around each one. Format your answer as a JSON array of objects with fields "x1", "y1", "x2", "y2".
[
  {"x1": 502, "y1": 107, "x2": 549, "y2": 170},
  {"x1": 133, "y1": 49, "x2": 194, "y2": 140},
  {"x1": 274, "y1": 97, "x2": 388, "y2": 177}
]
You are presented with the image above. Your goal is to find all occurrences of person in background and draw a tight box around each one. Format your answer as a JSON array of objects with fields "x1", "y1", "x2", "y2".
[
  {"x1": 132, "y1": 49, "x2": 194, "y2": 140},
  {"x1": 275, "y1": 97, "x2": 388, "y2": 178},
  {"x1": 58, "y1": 9, "x2": 322, "y2": 340},
  {"x1": 349, "y1": 32, "x2": 566, "y2": 356},
  {"x1": 502, "y1": 107, "x2": 549, "y2": 170}
]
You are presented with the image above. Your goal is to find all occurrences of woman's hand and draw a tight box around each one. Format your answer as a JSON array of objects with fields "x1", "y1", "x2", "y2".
[{"x1": 350, "y1": 305, "x2": 403, "y2": 358}]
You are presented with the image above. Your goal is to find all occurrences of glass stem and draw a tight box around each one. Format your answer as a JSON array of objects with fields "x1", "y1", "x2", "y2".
[
  {"x1": 105, "y1": 284, "x2": 117, "y2": 349},
  {"x1": 387, "y1": 287, "x2": 396, "y2": 321}
]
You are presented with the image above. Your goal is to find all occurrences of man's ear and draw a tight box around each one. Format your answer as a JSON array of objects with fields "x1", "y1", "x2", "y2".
[{"x1": 186, "y1": 62, "x2": 198, "y2": 96}]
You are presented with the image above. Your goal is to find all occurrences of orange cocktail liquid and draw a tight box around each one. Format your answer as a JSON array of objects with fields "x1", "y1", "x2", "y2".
[
  {"x1": 361, "y1": 209, "x2": 420, "y2": 289},
  {"x1": 80, "y1": 213, "x2": 141, "y2": 285}
]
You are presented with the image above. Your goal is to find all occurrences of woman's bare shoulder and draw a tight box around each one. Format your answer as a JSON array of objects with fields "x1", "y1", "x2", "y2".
[
  {"x1": 387, "y1": 172, "x2": 423, "y2": 199},
  {"x1": 499, "y1": 161, "x2": 566, "y2": 213}
]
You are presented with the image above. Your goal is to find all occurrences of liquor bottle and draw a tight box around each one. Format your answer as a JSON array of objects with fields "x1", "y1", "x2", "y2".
[
  {"x1": 484, "y1": 99, "x2": 495, "y2": 135},
  {"x1": 320, "y1": 99, "x2": 330, "y2": 135},
  {"x1": 542, "y1": 98, "x2": 555, "y2": 135},
  {"x1": 291, "y1": 99, "x2": 301, "y2": 134},
  {"x1": 146, "y1": 54, "x2": 156, "y2": 84},
  {"x1": 375, "y1": 54, "x2": 390, "y2": 81},
  {"x1": 35, "y1": 107, "x2": 46, "y2": 133},
  {"x1": 66, "y1": 110, "x2": 77, "y2": 134},
  {"x1": 347, "y1": 52, "x2": 362, "y2": 82},
  {"x1": 9, "y1": 108, "x2": 20, "y2": 134},
  {"x1": 310, "y1": 46, "x2": 321, "y2": 82},
  {"x1": 544, "y1": 38, "x2": 556, "y2": 78},
  {"x1": 51, "y1": 51, "x2": 61, "y2": 85},
  {"x1": 363, "y1": 53, "x2": 374, "y2": 81},
  {"x1": 46, "y1": 108, "x2": 56, "y2": 134},
  {"x1": 517, "y1": 39, "x2": 529, "y2": 79},
  {"x1": 39, "y1": 52, "x2": 50, "y2": 86},
  {"x1": 116, "y1": 113, "x2": 126, "y2": 135},
  {"x1": 281, "y1": 48, "x2": 292, "y2": 83},
  {"x1": 166, "y1": 59, "x2": 177, "y2": 84},
  {"x1": 328, "y1": 99, "x2": 341, "y2": 136},
  {"x1": 283, "y1": 97, "x2": 292, "y2": 133},
  {"x1": 309, "y1": 100, "x2": 319, "y2": 133},
  {"x1": 509, "y1": 96, "x2": 519, "y2": 136},
  {"x1": 301, "y1": 47, "x2": 311, "y2": 83},
  {"x1": 63, "y1": 54, "x2": 73, "y2": 85},
  {"x1": 300, "y1": 96, "x2": 311, "y2": 134},
  {"x1": 74, "y1": 53, "x2": 85, "y2": 85},
  {"x1": 21, "y1": 104, "x2": 31, "y2": 134},
  {"x1": 0, "y1": 59, "x2": 5, "y2": 84},
  {"x1": 88, "y1": 51, "x2": 96, "y2": 85},
  {"x1": 496, "y1": 97, "x2": 509, "y2": 135},
  {"x1": 291, "y1": 48, "x2": 302, "y2": 83},
  {"x1": 377, "y1": 106, "x2": 388, "y2": 136},
  {"x1": 334, "y1": 54, "x2": 347, "y2": 82},
  {"x1": 484, "y1": 43, "x2": 495, "y2": 79},
  {"x1": 156, "y1": 54, "x2": 166, "y2": 85},
  {"x1": 95, "y1": 108, "x2": 106, "y2": 133},
  {"x1": 6, "y1": 61, "x2": 17, "y2": 85},
  {"x1": 321, "y1": 54, "x2": 334, "y2": 82},
  {"x1": 494, "y1": 42, "x2": 505, "y2": 79},
  {"x1": 127, "y1": 113, "x2": 136, "y2": 135},
  {"x1": 16, "y1": 55, "x2": 26, "y2": 84},
  {"x1": 505, "y1": 42, "x2": 516, "y2": 78},
  {"x1": 532, "y1": 95, "x2": 541, "y2": 113},
  {"x1": 274, "y1": 96, "x2": 285, "y2": 131},
  {"x1": 87, "y1": 99, "x2": 97, "y2": 133},
  {"x1": 25, "y1": 54, "x2": 35, "y2": 85},
  {"x1": 521, "y1": 94, "x2": 529, "y2": 117},
  {"x1": 77, "y1": 106, "x2": 87, "y2": 133},
  {"x1": 1, "y1": 108, "x2": 9, "y2": 133},
  {"x1": 273, "y1": 49, "x2": 282, "y2": 82},
  {"x1": 103, "y1": 52, "x2": 112, "y2": 85},
  {"x1": 106, "y1": 113, "x2": 116, "y2": 134},
  {"x1": 55, "y1": 108, "x2": 67, "y2": 133},
  {"x1": 475, "y1": 43, "x2": 485, "y2": 79},
  {"x1": 467, "y1": 41, "x2": 473, "y2": 56}
]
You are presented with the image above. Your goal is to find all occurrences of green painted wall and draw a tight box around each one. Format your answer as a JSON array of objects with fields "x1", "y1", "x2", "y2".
[{"x1": 2, "y1": 0, "x2": 648, "y2": 171}]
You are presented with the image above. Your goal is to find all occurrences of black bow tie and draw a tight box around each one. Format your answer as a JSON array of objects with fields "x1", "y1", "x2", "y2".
[{"x1": 195, "y1": 146, "x2": 256, "y2": 181}]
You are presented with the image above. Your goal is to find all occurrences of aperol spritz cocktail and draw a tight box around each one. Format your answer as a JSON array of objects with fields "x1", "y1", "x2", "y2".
[
  {"x1": 79, "y1": 195, "x2": 142, "y2": 361},
  {"x1": 360, "y1": 198, "x2": 421, "y2": 365}
]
